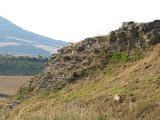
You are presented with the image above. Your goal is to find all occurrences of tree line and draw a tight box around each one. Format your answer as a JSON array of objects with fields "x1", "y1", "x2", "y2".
[{"x1": 0, "y1": 55, "x2": 48, "y2": 76}]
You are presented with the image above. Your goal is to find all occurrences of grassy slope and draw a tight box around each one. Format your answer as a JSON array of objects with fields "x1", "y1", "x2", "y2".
[{"x1": 2, "y1": 43, "x2": 160, "y2": 120}]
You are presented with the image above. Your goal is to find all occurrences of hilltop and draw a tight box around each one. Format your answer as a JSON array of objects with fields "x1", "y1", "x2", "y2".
[
  {"x1": 1, "y1": 20, "x2": 160, "y2": 120},
  {"x1": 0, "y1": 16, "x2": 69, "y2": 57}
]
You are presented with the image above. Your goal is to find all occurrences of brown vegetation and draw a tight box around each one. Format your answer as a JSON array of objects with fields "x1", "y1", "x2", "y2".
[
  {"x1": 2, "y1": 43, "x2": 160, "y2": 120},
  {"x1": 2, "y1": 21, "x2": 160, "y2": 120}
]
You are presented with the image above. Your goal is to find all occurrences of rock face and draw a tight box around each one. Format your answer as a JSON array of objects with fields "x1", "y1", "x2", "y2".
[
  {"x1": 27, "y1": 36, "x2": 107, "y2": 93},
  {"x1": 21, "y1": 20, "x2": 160, "y2": 95},
  {"x1": 109, "y1": 20, "x2": 160, "y2": 53}
]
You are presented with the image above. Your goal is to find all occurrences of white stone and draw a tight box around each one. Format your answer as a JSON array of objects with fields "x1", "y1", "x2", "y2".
[{"x1": 114, "y1": 94, "x2": 121, "y2": 101}]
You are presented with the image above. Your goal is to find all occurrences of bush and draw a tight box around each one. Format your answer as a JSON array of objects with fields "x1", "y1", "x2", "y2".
[{"x1": 111, "y1": 52, "x2": 130, "y2": 62}]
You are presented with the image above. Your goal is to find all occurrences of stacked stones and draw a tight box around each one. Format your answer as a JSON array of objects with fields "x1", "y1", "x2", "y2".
[
  {"x1": 25, "y1": 20, "x2": 160, "y2": 93},
  {"x1": 109, "y1": 20, "x2": 160, "y2": 54},
  {"x1": 30, "y1": 36, "x2": 106, "y2": 93}
]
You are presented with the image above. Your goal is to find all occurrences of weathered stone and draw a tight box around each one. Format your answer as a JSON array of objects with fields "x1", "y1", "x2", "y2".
[
  {"x1": 25, "y1": 35, "x2": 107, "y2": 92},
  {"x1": 114, "y1": 94, "x2": 121, "y2": 102},
  {"x1": 62, "y1": 55, "x2": 71, "y2": 61},
  {"x1": 75, "y1": 45, "x2": 84, "y2": 52},
  {"x1": 109, "y1": 20, "x2": 160, "y2": 53},
  {"x1": 20, "y1": 20, "x2": 160, "y2": 95},
  {"x1": 6, "y1": 100, "x2": 21, "y2": 112}
]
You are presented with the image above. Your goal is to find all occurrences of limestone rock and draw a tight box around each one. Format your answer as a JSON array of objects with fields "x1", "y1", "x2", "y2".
[
  {"x1": 20, "y1": 20, "x2": 160, "y2": 95},
  {"x1": 109, "y1": 20, "x2": 160, "y2": 54},
  {"x1": 114, "y1": 94, "x2": 121, "y2": 102},
  {"x1": 27, "y1": 36, "x2": 106, "y2": 92}
]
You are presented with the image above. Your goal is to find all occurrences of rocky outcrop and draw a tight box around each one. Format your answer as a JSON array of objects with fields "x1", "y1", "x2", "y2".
[
  {"x1": 109, "y1": 20, "x2": 160, "y2": 53},
  {"x1": 20, "y1": 20, "x2": 160, "y2": 95},
  {"x1": 25, "y1": 36, "x2": 107, "y2": 94}
]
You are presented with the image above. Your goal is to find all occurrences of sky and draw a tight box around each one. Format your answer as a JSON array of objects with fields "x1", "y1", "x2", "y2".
[{"x1": 0, "y1": 0, "x2": 160, "y2": 43}]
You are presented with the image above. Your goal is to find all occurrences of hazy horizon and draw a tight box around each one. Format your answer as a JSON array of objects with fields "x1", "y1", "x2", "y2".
[{"x1": 0, "y1": 0, "x2": 160, "y2": 43}]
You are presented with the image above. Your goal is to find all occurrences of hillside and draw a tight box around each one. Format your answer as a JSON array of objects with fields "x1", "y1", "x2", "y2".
[
  {"x1": 0, "y1": 16, "x2": 69, "y2": 56},
  {"x1": 0, "y1": 55, "x2": 48, "y2": 76},
  {"x1": 1, "y1": 20, "x2": 160, "y2": 120}
]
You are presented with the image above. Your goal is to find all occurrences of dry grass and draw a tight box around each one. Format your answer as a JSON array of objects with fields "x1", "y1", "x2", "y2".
[{"x1": 2, "y1": 43, "x2": 160, "y2": 120}]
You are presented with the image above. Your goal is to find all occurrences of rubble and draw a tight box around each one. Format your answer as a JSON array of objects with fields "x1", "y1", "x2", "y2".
[{"x1": 109, "y1": 20, "x2": 160, "y2": 53}]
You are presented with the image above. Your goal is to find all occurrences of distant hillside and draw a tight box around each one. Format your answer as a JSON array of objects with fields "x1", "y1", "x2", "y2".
[
  {"x1": 0, "y1": 16, "x2": 70, "y2": 56},
  {"x1": 0, "y1": 55, "x2": 48, "y2": 76}
]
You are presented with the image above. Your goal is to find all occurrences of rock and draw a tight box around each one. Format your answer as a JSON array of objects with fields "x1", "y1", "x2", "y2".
[
  {"x1": 28, "y1": 36, "x2": 107, "y2": 91},
  {"x1": 6, "y1": 100, "x2": 21, "y2": 112},
  {"x1": 109, "y1": 20, "x2": 160, "y2": 54},
  {"x1": 63, "y1": 55, "x2": 71, "y2": 61},
  {"x1": 75, "y1": 45, "x2": 84, "y2": 52},
  {"x1": 19, "y1": 20, "x2": 160, "y2": 96},
  {"x1": 114, "y1": 94, "x2": 121, "y2": 102},
  {"x1": 81, "y1": 59, "x2": 92, "y2": 65},
  {"x1": 93, "y1": 48, "x2": 100, "y2": 55},
  {"x1": 46, "y1": 71, "x2": 51, "y2": 75}
]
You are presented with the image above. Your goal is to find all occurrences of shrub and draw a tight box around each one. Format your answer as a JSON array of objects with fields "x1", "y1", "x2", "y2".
[{"x1": 111, "y1": 52, "x2": 130, "y2": 62}]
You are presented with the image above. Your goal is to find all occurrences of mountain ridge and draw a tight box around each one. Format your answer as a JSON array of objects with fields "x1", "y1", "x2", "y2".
[{"x1": 0, "y1": 16, "x2": 70, "y2": 56}]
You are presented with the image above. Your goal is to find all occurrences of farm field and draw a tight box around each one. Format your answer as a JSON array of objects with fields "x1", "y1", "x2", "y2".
[{"x1": 0, "y1": 75, "x2": 32, "y2": 96}]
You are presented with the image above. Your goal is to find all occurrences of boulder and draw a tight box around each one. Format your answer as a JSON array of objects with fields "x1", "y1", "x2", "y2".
[
  {"x1": 109, "y1": 20, "x2": 160, "y2": 53},
  {"x1": 114, "y1": 94, "x2": 122, "y2": 102}
]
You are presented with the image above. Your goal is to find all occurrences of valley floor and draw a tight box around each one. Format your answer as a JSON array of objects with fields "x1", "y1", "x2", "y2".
[
  {"x1": 0, "y1": 75, "x2": 32, "y2": 95},
  {"x1": 0, "y1": 75, "x2": 31, "y2": 104}
]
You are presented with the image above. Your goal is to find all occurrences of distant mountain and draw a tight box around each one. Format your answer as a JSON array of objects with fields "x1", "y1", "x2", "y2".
[{"x1": 0, "y1": 16, "x2": 70, "y2": 56}]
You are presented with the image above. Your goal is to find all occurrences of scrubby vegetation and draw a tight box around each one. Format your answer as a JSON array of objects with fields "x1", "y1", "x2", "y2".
[
  {"x1": 0, "y1": 55, "x2": 48, "y2": 76},
  {"x1": 2, "y1": 21, "x2": 160, "y2": 120},
  {"x1": 2, "y1": 42, "x2": 160, "y2": 120},
  {"x1": 111, "y1": 52, "x2": 130, "y2": 62}
]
